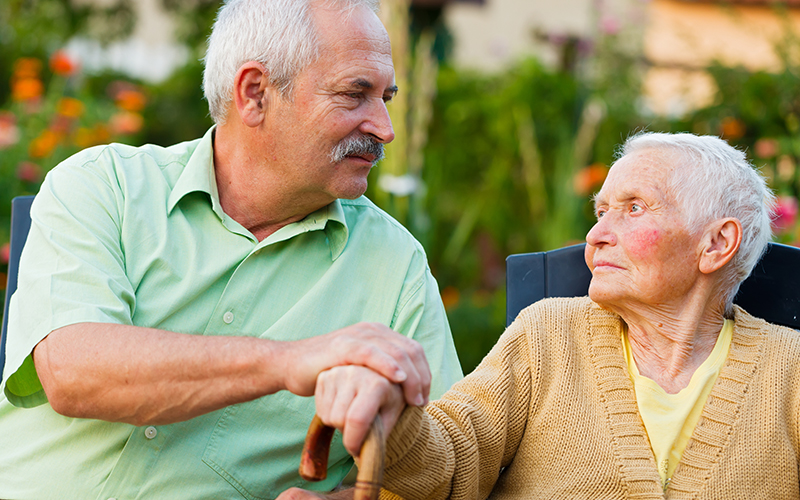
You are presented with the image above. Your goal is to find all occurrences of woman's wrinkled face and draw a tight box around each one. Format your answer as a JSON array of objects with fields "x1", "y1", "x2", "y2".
[{"x1": 584, "y1": 149, "x2": 702, "y2": 312}]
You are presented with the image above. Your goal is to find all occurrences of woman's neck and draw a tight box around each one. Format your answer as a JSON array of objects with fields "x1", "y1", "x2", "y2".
[{"x1": 617, "y1": 299, "x2": 726, "y2": 394}]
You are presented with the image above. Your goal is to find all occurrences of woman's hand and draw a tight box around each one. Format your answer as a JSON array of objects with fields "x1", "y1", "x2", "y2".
[{"x1": 315, "y1": 365, "x2": 407, "y2": 456}]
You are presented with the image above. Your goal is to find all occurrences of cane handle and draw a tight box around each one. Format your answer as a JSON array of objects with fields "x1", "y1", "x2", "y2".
[{"x1": 299, "y1": 414, "x2": 385, "y2": 500}]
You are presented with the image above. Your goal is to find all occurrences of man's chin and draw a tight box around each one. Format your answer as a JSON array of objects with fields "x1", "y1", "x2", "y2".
[{"x1": 331, "y1": 180, "x2": 369, "y2": 200}]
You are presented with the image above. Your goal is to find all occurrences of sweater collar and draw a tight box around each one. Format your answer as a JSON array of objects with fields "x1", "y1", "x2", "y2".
[{"x1": 587, "y1": 302, "x2": 766, "y2": 498}]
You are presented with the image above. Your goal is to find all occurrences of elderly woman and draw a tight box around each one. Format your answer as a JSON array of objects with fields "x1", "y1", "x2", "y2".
[{"x1": 285, "y1": 132, "x2": 799, "y2": 500}]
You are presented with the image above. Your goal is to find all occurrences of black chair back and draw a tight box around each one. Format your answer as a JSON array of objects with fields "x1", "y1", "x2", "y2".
[
  {"x1": 506, "y1": 242, "x2": 800, "y2": 329},
  {"x1": 1, "y1": 195, "x2": 36, "y2": 382}
]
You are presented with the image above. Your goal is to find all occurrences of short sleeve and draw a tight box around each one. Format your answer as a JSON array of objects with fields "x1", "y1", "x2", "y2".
[
  {"x1": 390, "y1": 249, "x2": 463, "y2": 399},
  {"x1": 3, "y1": 149, "x2": 136, "y2": 407}
]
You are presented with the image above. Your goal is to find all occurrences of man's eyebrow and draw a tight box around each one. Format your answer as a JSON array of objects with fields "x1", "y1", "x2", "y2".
[
  {"x1": 348, "y1": 79, "x2": 398, "y2": 96},
  {"x1": 349, "y1": 79, "x2": 373, "y2": 90}
]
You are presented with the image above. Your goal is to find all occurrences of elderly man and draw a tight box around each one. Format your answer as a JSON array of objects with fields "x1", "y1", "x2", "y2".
[
  {"x1": 0, "y1": 0, "x2": 461, "y2": 498},
  {"x1": 304, "y1": 132, "x2": 800, "y2": 500}
]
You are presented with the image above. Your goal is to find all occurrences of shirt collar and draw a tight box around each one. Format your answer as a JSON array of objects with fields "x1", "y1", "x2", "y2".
[
  {"x1": 167, "y1": 126, "x2": 349, "y2": 261},
  {"x1": 323, "y1": 200, "x2": 348, "y2": 261},
  {"x1": 167, "y1": 126, "x2": 221, "y2": 217}
]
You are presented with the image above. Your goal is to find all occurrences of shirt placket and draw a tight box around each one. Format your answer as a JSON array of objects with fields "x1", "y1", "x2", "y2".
[{"x1": 95, "y1": 425, "x2": 166, "y2": 500}]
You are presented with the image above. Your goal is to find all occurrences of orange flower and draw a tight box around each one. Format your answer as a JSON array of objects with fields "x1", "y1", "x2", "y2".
[
  {"x1": 11, "y1": 77, "x2": 44, "y2": 101},
  {"x1": 110, "y1": 111, "x2": 144, "y2": 135},
  {"x1": 16, "y1": 162, "x2": 42, "y2": 183},
  {"x1": 115, "y1": 89, "x2": 147, "y2": 112},
  {"x1": 719, "y1": 117, "x2": 745, "y2": 140},
  {"x1": 12, "y1": 58, "x2": 42, "y2": 80},
  {"x1": 50, "y1": 50, "x2": 78, "y2": 76},
  {"x1": 29, "y1": 130, "x2": 61, "y2": 158},
  {"x1": 573, "y1": 163, "x2": 609, "y2": 195},
  {"x1": 57, "y1": 97, "x2": 85, "y2": 119},
  {"x1": 440, "y1": 286, "x2": 461, "y2": 311},
  {"x1": 74, "y1": 124, "x2": 111, "y2": 148},
  {"x1": 777, "y1": 155, "x2": 796, "y2": 182},
  {"x1": 49, "y1": 115, "x2": 73, "y2": 136}
]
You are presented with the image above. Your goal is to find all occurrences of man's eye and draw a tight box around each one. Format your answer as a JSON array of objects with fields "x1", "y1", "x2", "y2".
[
  {"x1": 630, "y1": 203, "x2": 642, "y2": 213},
  {"x1": 596, "y1": 209, "x2": 606, "y2": 219}
]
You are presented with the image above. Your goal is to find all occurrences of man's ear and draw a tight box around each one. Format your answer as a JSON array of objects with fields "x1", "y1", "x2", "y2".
[
  {"x1": 233, "y1": 61, "x2": 271, "y2": 128},
  {"x1": 699, "y1": 217, "x2": 742, "y2": 274}
]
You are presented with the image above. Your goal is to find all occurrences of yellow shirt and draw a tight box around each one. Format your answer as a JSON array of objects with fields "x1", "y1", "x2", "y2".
[{"x1": 622, "y1": 319, "x2": 733, "y2": 489}]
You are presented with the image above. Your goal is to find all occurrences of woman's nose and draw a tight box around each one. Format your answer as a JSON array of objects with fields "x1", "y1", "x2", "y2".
[{"x1": 586, "y1": 214, "x2": 616, "y2": 247}]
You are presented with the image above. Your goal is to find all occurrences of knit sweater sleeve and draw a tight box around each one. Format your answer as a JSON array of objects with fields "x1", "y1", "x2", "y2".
[{"x1": 382, "y1": 313, "x2": 535, "y2": 500}]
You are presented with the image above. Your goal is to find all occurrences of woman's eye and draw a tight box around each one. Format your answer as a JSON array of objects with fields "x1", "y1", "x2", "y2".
[{"x1": 630, "y1": 203, "x2": 642, "y2": 213}]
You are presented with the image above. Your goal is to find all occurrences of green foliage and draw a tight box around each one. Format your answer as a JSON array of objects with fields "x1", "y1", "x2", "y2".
[
  {"x1": 672, "y1": 63, "x2": 800, "y2": 245},
  {"x1": 161, "y1": 0, "x2": 223, "y2": 50},
  {"x1": 141, "y1": 60, "x2": 214, "y2": 147},
  {"x1": 396, "y1": 58, "x2": 648, "y2": 372},
  {"x1": 3, "y1": 2, "x2": 800, "y2": 375}
]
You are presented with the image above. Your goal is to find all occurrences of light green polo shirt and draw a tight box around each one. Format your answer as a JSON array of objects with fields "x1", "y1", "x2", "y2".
[{"x1": 0, "y1": 127, "x2": 462, "y2": 500}]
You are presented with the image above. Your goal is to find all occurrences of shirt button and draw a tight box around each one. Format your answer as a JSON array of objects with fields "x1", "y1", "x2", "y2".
[
  {"x1": 223, "y1": 311, "x2": 234, "y2": 324},
  {"x1": 144, "y1": 426, "x2": 158, "y2": 439}
]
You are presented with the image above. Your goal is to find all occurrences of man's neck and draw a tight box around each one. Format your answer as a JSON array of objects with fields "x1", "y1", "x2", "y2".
[{"x1": 212, "y1": 124, "x2": 335, "y2": 241}]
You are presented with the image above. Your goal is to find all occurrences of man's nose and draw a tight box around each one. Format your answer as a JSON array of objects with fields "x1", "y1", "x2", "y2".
[{"x1": 359, "y1": 99, "x2": 395, "y2": 144}]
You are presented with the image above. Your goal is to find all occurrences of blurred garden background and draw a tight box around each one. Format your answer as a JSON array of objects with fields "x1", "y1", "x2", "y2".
[{"x1": 2, "y1": 0, "x2": 800, "y2": 372}]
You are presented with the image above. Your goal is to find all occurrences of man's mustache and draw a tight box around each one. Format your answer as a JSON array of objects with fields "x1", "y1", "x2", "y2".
[{"x1": 329, "y1": 134, "x2": 385, "y2": 165}]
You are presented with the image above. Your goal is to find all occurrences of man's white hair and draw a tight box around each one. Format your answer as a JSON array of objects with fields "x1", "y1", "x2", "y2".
[
  {"x1": 203, "y1": 0, "x2": 380, "y2": 124},
  {"x1": 619, "y1": 132, "x2": 776, "y2": 312}
]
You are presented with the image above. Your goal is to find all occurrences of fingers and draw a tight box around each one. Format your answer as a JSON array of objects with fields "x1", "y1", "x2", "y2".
[
  {"x1": 316, "y1": 366, "x2": 406, "y2": 456},
  {"x1": 335, "y1": 323, "x2": 431, "y2": 408},
  {"x1": 283, "y1": 322, "x2": 431, "y2": 408}
]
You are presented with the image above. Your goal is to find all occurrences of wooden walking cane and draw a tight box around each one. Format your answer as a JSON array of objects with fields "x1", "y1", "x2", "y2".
[{"x1": 300, "y1": 414, "x2": 385, "y2": 500}]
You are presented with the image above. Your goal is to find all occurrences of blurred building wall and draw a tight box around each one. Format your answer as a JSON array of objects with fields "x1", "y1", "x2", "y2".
[
  {"x1": 67, "y1": 0, "x2": 188, "y2": 82},
  {"x1": 443, "y1": 0, "x2": 638, "y2": 71},
  {"x1": 443, "y1": 0, "x2": 800, "y2": 116},
  {"x1": 642, "y1": 0, "x2": 800, "y2": 116}
]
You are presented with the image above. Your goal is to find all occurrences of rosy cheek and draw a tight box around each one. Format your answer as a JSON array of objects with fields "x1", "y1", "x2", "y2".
[
  {"x1": 625, "y1": 228, "x2": 662, "y2": 258},
  {"x1": 584, "y1": 245, "x2": 595, "y2": 270}
]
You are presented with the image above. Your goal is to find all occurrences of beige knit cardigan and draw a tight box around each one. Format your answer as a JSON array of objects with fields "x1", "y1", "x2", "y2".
[{"x1": 382, "y1": 296, "x2": 800, "y2": 500}]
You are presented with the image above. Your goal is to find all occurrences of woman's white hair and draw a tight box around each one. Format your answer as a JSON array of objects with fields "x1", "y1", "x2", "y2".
[
  {"x1": 619, "y1": 132, "x2": 776, "y2": 313},
  {"x1": 203, "y1": 0, "x2": 379, "y2": 124}
]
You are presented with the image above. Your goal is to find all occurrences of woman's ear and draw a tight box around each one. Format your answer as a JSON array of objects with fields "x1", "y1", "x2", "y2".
[
  {"x1": 699, "y1": 218, "x2": 742, "y2": 274},
  {"x1": 232, "y1": 61, "x2": 271, "y2": 128}
]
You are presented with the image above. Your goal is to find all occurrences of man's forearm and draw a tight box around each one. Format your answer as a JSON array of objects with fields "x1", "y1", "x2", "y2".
[
  {"x1": 34, "y1": 322, "x2": 288, "y2": 425},
  {"x1": 33, "y1": 320, "x2": 430, "y2": 426}
]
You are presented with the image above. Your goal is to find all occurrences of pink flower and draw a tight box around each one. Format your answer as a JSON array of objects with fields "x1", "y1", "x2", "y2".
[
  {"x1": 17, "y1": 162, "x2": 42, "y2": 183},
  {"x1": 0, "y1": 243, "x2": 9, "y2": 264},
  {"x1": 754, "y1": 138, "x2": 779, "y2": 159},
  {"x1": 0, "y1": 112, "x2": 20, "y2": 149},
  {"x1": 600, "y1": 16, "x2": 621, "y2": 36},
  {"x1": 772, "y1": 195, "x2": 798, "y2": 234}
]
